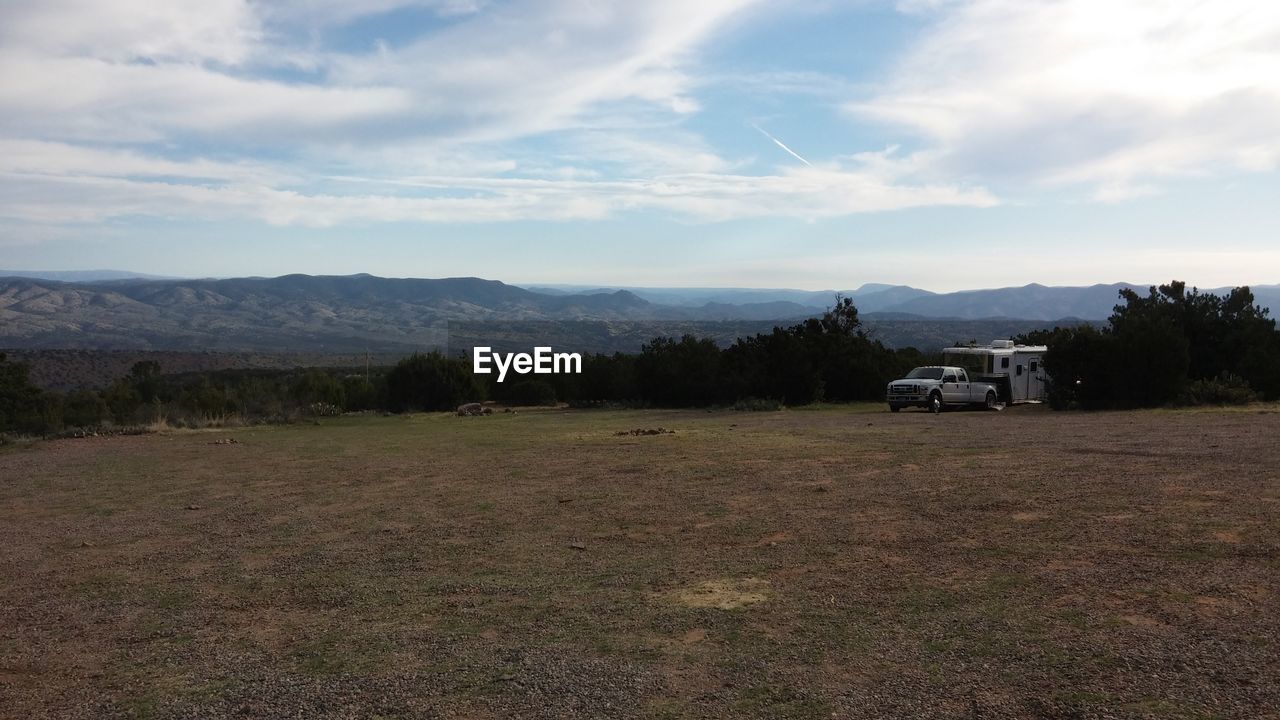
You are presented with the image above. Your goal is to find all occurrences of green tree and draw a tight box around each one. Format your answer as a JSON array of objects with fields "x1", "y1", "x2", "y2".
[
  {"x1": 129, "y1": 360, "x2": 164, "y2": 403},
  {"x1": 292, "y1": 369, "x2": 346, "y2": 408},
  {"x1": 1036, "y1": 281, "x2": 1280, "y2": 409},
  {"x1": 0, "y1": 353, "x2": 46, "y2": 433},
  {"x1": 102, "y1": 379, "x2": 141, "y2": 424},
  {"x1": 569, "y1": 353, "x2": 639, "y2": 406},
  {"x1": 63, "y1": 389, "x2": 108, "y2": 428},
  {"x1": 724, "y1": 295, "x2": 905, "y2": 405},
  {"x1": 723, "y1": 328, "x2": 823, "y2": 405},
  {"x1": 636, "y1": 335, "x2": 728, "y2": 407},
  {"x1": 385, "y1": 352, "x2": 484, "y2": 412}
]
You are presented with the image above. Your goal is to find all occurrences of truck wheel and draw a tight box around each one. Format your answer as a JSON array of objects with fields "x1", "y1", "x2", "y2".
[
  {"x1": 928, "y1": 393, "x2": 942, "y2": 414},
  {"x1": 889, "y1": 404, "x2": 901, "y2": 413},
  {"x1": 985, "y1": 391, "x2": 997, "y2": 410}
]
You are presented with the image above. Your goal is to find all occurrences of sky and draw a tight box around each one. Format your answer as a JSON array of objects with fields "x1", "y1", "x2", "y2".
[{"x1": 0, "y1": 0, "x2": 1277, "y2": 292}]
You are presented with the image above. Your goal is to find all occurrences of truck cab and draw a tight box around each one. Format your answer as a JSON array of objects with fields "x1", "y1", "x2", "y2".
[{"x1": 886, "y1": 366, "x2": 1001, "y2": 413}]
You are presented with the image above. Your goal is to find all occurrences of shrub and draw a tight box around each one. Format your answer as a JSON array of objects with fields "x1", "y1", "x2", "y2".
[
  {"x1": 1175, "y1": 373, "x2": 1257, "y2": 406},
  {"x1": 385, "y1": 352, "x2": 484, "y2": 412},
  {"x1": 732, "y1": 396, "x2": 783, "y2": 411},
  {"x1": 63, "y1": 389, "x2": 108, "y2": 428}
]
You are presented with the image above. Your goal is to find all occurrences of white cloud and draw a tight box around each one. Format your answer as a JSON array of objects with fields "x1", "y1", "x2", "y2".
[
  {"x1": 0, "y1": 0, "x2": 1001, "y2": 233},
  {"x1": 0, "y1": 53, "x2": 413, "y2": 143},
  {"x1": 0, "y1": 0, "x2": 261, "y2": 65},
  {"x1": 530, "y1": 130, "x2": 739, "y2": 176},
  {"x1": 849, "y1": 0, "x2": 1280, "y2": 199},
  {"x1": 257, "y1": 0, "x2": 488, "y2": 27},
  {"x1": 0, "y1": 140, "x2": 289, "y2": 186},
  {"x1": 326, "y1": 0, "x2": 760, "y2": 142},
  {"x1": 0, "y1": 154, "x2": 995, "y2": 227},
  {"x1": 0, "y1": 0, "x2": 758, "y2": 145}
]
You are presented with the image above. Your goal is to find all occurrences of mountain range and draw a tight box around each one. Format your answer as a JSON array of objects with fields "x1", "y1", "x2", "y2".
[
  {"x1": 2, "y1": 272, "x2": 1276, "y2": 354},
  {"x1": 520, "y1": 280, "x2": 1280, "y2": 321}
]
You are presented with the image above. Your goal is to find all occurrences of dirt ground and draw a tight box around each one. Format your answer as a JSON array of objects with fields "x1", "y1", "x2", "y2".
[{"x1": 2, "y1": 404, "x2": 1278, "y2": 719}]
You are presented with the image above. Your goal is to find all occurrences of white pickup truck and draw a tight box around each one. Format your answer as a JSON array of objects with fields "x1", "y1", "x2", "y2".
[{"x1": 886, "y1": 366, "x2": 1001, "y2": 413}]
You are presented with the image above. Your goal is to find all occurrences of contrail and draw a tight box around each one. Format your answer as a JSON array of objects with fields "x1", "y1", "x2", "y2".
[{"x1": 751, "y1": 123, "x2": 813, "y2": 167}]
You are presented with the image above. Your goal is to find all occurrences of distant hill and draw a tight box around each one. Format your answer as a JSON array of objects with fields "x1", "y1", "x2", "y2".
[
  {"x1": 525, "y1": 284, "x2": 844, "y2": 308},
  {"x1": 847, "y1": 285, "x2": 937, "y2": 313},
  {"x1": 877, "y1": 282, "x2": 1280, "y2": 321},
  {"x1": 523, "y1": 281, "x2": 1279, "y2": 320},
  {"x1": 878, "y1": 283, "x2": 1140, "y2": 321},
  {"x1": 3, "y1": 273, "x2": 1273, "y2": 356},
  {"x1": 522, "y1": 283, "x2": 937, "y2": 312},
  {"x1": 0, "y1": 274, "x2": 689, "y2": 352}
]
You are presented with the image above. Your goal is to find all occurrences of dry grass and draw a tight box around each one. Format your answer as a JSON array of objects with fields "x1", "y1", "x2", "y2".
[{"x1": 1, "y1": 403, "x2": 1278, "y2": 719}]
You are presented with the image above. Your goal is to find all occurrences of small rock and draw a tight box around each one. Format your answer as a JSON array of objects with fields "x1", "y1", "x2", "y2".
[
  {"x1": 568, "y1": 541, "x2": 587, "y2": 550},
  {"x1": 614, "y1": 427, "x2": 676, "y2": 436},
  {"x1": 79, "y1": 540, "x2": 95, "y2": 548},
  {"x1": 185, "y1": 505, "x2": 202, "y2": 510}
]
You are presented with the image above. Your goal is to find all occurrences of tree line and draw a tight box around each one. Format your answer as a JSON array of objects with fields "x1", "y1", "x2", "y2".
[
  {"x1": 5, "y1": 282, "x2": 1279, "y2": 435},
  {"x1": 1025, "y1": 281, "x2": 1280, "y2": 409},
  {"x1": 317, "y1": 296, "x2": 932, "y2": 412},
  {"x1": 2, "y1": 297, "x2": 927, "y2": 434},
  {"x1": 0, "y1": 356, "x2": 387, "y2": 435}
]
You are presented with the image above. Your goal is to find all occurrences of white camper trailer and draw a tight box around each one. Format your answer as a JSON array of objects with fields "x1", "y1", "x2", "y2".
[{"x1": 942, "y1": 340, "x2": 1048, "y2": 404}]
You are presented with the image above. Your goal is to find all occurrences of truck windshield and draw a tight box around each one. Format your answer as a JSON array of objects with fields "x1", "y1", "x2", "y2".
[{"x1": 905, "y1": 367, "x2": 945, "y2": 380}]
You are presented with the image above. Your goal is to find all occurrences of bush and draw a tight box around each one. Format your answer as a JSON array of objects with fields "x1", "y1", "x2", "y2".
[
  {"x1": 636, "y1": 335, "x2": 729, "y2": 407},
  {"x1": 732, "y1": 396, "x2": 783, "y2": 411},
  {"x1": 1, "y1": 353, "x2": 45, "y2": 433},
  {"x1": 63, "y1": 389, "x2": 108, "y2": 428},
  {"x1": 1175, "y1": 373, "x2": 1257, "y2": 406},
  {"x1": 385, "y1": 352, "x2": 484, "y2": 412},
  {"x1": 293, "y1": 369, "x2": 346, "y2": 408}
]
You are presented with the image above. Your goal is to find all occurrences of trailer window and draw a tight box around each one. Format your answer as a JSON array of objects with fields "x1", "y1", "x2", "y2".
[
  {"x1": 1000, "y1": 357, "x2": 1010, "y2": 370},
  {"x1": 1017, "y1": 364, "x2": 1023, "y2": 376},
  {"x1": 942, "y1": 352, "x2": 987, "y2": 376},
  {"x1": 1030, "y1": 360, "x2": 1038, "y2": 372}
]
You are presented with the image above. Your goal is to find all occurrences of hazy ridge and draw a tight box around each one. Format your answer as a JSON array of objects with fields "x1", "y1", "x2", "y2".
[{"x1": 2, "y1": 273, "x2": 1275, "y2": 356}]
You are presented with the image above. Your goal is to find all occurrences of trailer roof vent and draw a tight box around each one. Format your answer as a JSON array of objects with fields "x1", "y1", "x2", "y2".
[{"x1": 991, "y1": 339, "x2": 1015, "y2": 349}]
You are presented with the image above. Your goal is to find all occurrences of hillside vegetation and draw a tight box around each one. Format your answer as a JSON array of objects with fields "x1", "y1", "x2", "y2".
[{"x1": 11, "y1": 273, "x2": 1271, "y2": 354}]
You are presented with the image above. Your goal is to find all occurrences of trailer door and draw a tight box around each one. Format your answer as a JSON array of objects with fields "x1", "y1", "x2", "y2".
[{"x1": 1027, "y1": 356, "x2": 1044, "y2": 401}]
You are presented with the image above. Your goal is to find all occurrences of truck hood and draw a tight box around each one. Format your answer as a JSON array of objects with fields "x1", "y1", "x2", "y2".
[{"x1": 887, "y1": 378, "x2": 942, "y2": 387}]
